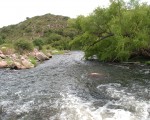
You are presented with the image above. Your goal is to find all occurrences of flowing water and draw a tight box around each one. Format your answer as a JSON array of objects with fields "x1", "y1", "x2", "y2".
[{"x1": 0, "y1": 51, "x2": 150, "y2": 120}]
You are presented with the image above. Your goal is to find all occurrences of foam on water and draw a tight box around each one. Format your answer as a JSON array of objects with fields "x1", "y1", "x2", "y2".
[
  {"x1": 57, "y1": 93, "x2": 132, "y2": 120},
  {"x1": 97, "y1": 83, "x2": 150, "y2": 120},
  {"x1": 0, "y1": 100, "x2": 34, "y2": 115},
  {"x1": 57, "y1": 83, "x2": 150, "y2": 120},
  {"x1": 0, "y1": 52, "x2": 149, "y2": 120}
]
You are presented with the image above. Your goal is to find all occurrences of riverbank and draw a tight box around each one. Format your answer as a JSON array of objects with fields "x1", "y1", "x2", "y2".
[{"x1": 0, "y1": 48, "x2": 52, "y2": 69}]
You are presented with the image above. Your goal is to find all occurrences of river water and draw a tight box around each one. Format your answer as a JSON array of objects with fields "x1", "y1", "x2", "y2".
[{"x1": 0, "y1": 51, "x2": 150, "y2": 120}]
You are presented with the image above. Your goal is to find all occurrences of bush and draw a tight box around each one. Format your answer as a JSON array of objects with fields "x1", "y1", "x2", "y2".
[
  {"x1": 46, "y1": 33, "x2": 62, "y2": 44},
  {"x1": 29, "y1": 56, "x2": 37, "y2": 66},
  {"x1": 51, "y1": 37, "x2": 71, "y2": 50},
  {"x1": 0, "y1": 37, "x2": 5, "y2": 45},
  {"x1": 33, "y1": 39, "x2": 44, "y2": 50},
  {"x1": 145, "y1": 61, "x2": 150, "y2": 65},
  {"x1": 14, "y1": 39, "x2": 33, "y2": 53},
  {"x1": 63, "y1": 28, "x2": 78, "y2": 39},
  {"x1": 42, "y1": 45, "x2": 53, "y2": 50}
]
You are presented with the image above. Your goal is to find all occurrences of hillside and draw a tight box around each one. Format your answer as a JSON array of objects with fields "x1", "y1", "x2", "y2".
[
  {"x1": 0, "y1": 13, "x2": 79, "y2": 50},
  {"x1": 0, "y1": 14, "x2": 79, "y2": 69},
  {"x1": 0, "y1": 14, "x2": 69, "y2": 41}
]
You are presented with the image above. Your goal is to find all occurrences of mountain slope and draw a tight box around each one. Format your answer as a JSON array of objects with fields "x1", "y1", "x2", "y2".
[{"x1": 0, "y1": 13, "x2": 69, "y2": 42}]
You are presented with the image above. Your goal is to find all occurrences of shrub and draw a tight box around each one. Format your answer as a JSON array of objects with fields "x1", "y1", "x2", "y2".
[
  {"x1": 0, "y1": 44, "x2": 15, "y2": 55},
  {"x1": 63, "y1": 28, "x2": 78, "y2": 39},
  {"x1": 29, "y1": 56, "x2": 37, "y2": 66},
  {"x1": 46, "y1": 33, "x2": 62, "y2": 44},
  {"x1": 145, "y1": 61, "x2": 150, "y2": 65},
  {"x1": 0, "y1": 37, "x2": 5, "y2": 45},
  {"x1": 14, "y1": 39, "x2": 33, "y2": 53},
  {"x1": 51, "y1": 37, "x2": 71, "y2": 50},
  {"x1": 33, "y1": 39, "x2": 44, "y2": 50}
]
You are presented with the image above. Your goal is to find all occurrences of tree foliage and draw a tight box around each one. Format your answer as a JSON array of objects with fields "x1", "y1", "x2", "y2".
[
  {"x1": 70, "y1": 0, "x2": 150, "y2": 61},
  {"x1": 14, "y1": 39, "x2": 33, "y2": 53}
]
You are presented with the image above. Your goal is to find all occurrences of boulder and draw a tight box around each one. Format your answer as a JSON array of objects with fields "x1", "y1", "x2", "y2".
[
  {"x1": 10, "y1": 55, "x2": 34, "y2": 69},
  {"x1": 11, "y1": 62, "x2": 25, "y2": 69},
  {"x1": 0, "y1": 54, "x2": 6, "y2": 59},
  {"x1": 29, "y1": 51, "x2": 36, "y2": 57},
  {"x1": 35, "y1": 52, "x2": 49, "y2": 61},
  {"x1": 29, "y1": 49, "x2": 52, "y2": 60},
  {"x1": 10, "y1": 54, "x2": 19, "y2": 61},
  {"x1": 46, "y1": 53, "x2": 52, "y2": 58},
  {"x1": 88, "y1": 72, "x2": 108, "y2": 79},
  {"x1": 0, "y1": 60, "x2": 8, "y2": 68},
  {"x1": 20, "y1": 55, "x2": 29, "y2": 60},
  {"x1": 21, "y1": 59, "x2": 34, "y2": 69}
]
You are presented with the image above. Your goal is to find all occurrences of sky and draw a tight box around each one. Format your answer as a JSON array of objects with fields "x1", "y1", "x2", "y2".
[{"x1": 0, "y1": 0, "x2": 149, "y2": 28}]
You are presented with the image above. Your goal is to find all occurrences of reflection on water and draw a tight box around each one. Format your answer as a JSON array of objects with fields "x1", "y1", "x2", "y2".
[{"x1": 0, "y1": 51, "x2": 149, "y2": 120}]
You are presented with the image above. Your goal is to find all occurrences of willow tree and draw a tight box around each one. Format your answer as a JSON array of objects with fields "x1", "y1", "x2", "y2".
[{"x1": 69, "y1": 0, "x2": 150, "y2": 62}]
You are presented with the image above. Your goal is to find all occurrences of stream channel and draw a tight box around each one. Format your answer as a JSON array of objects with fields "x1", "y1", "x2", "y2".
[{"x1": 0, "y1": 51, "x2": 150, "y2": 120}]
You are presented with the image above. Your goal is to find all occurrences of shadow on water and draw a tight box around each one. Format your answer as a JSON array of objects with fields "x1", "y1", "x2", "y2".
[{"x1": 0, "y1": 51, "x2": 149, "y2": 120}]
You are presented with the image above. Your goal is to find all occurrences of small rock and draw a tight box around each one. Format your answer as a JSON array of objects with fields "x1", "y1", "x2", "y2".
[{"x1": 88, "y1": 72, "x2": 108, "y2": 79}]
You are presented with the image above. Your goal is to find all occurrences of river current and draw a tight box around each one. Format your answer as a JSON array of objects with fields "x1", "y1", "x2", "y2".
[{"x1": 0, "y1": 51, "x2": 150, "y2": 120}]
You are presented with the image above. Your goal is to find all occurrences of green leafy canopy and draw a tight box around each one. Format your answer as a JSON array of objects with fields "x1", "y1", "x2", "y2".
[{"x1": 70, "y1": 0, "x2": 150, "y2": 62}]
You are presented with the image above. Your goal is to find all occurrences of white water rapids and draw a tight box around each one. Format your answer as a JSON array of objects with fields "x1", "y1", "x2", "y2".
[{"x1": 0, "y1": 51, "x2": 149, "y2": 120}]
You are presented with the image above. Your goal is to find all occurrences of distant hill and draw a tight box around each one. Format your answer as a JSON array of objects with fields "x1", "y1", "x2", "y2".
[
  {"x1": 0, "y1": 13, "x2": 69, "y2": 41},
  {"x1": 0, "y1": 14, "x2": 79, "y2": 50}
]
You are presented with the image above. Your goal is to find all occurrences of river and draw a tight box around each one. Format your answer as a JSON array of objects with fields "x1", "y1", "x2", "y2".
[{"x1": 0, "y1": 51, "x2": 150, "y2": 120}]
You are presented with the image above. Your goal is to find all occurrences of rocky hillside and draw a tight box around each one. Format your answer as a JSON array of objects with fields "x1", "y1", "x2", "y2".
[{"x1": 0, "y1": 14, "x2": 69, "y2": 42}]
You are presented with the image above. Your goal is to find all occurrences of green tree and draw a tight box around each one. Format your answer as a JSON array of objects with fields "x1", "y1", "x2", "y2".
[{"x1": 70, "y1": 0, "x2": 150, "y2": 62}]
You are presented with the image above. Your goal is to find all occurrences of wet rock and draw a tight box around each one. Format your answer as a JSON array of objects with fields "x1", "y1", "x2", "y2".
[
  {"x1": 90, "y1": 73, "x2": 103, "y2": 76},
  {"x1": 88, "y1": 72, "x2": 108, "y2": 79},
  {"x1": 0, "y1": 60, "x2": 8, "y2": 68}
]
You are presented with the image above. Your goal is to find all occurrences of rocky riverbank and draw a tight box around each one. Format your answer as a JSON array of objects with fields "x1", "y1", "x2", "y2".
[{"x1": 0, "y1": 48, "x2": 52, "y2": 69}]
